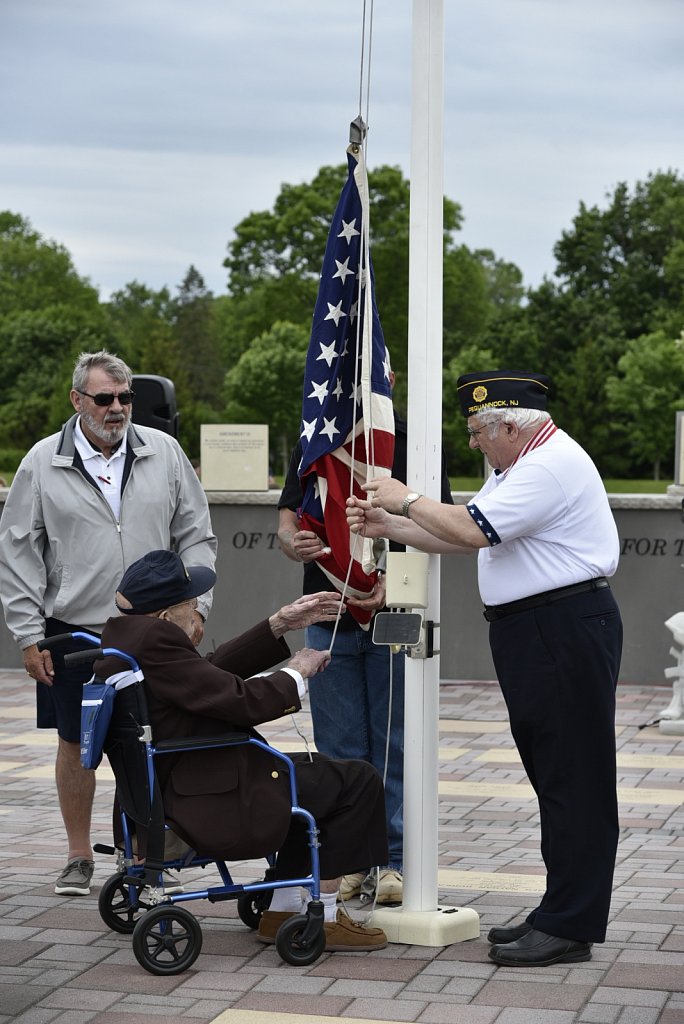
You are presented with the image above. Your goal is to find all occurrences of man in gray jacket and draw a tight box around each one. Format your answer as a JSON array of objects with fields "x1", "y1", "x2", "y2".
[{"x1": 0, "y1": 350, "x2": 216, "y2": 897}]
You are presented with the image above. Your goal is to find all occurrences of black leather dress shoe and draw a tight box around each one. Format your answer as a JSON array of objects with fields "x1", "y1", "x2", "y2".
[
  {"x1": 486, "y1": 921, "x2": 533, "y2": 944},
  {"x1": 488, "y1": 928, "x2": 592, "y2": 967}
]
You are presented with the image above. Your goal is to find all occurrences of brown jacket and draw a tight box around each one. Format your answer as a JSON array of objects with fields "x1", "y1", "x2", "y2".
[{"x1": 99, "y1": 614, "x2": 300, "y2": 859}]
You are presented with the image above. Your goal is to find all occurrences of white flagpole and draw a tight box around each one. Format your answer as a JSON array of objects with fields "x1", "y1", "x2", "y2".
[{"x1": 371, "y1": 0, "x2": 479, "y2": 945}]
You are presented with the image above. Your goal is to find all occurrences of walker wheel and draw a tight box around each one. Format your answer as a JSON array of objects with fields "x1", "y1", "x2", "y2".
[
  {"x1": 132, "y1": 905, "x2": 202, "y2": 975},
  {"x1": 275, "y1": 913, "x2": 326, "y2": 966},
  {"x1": 98, "y1": 871, "x2": 152, "y2": 934},
  {"x1": 237, "y1": 887, "x2": 272, "y2": 929}
]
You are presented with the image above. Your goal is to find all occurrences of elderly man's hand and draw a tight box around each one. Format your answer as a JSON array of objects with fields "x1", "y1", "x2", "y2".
[
  {"x1": 363, "y1": 476, "x2": 410, "y2": 515},
  {"x1": 269, "y1": 592, "x2": 343, "y2": 637},
  {"x1": 287, "y1": 647, "x2": 332, "y2": 678},
  {"x1": 346, "y1": 495, "x2": 391, "y2": 537}
]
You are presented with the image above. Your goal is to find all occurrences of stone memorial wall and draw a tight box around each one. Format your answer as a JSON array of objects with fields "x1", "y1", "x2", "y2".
[{"x1": 1, "y1": 489, "x2": 681, "y2": 685}]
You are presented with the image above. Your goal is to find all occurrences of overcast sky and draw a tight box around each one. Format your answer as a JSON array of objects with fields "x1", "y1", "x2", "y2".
[{"x1": 2, "y1": 0, "x2": 683, "y2": 301}]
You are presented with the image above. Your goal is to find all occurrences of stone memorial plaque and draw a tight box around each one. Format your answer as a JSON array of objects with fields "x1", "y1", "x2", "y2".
[{"x1": 200, "y1": 424, "x2": 269, "y2": 491}]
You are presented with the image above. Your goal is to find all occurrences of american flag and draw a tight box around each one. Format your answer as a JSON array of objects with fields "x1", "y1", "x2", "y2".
[{"x1": 297, "y1": 145, "x2": 394, "y2": 627}]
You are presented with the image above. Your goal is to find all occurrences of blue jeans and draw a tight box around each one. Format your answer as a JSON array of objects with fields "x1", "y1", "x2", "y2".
[{"x1": 305, "y1": 622, "x2": 404, "y2": 871}]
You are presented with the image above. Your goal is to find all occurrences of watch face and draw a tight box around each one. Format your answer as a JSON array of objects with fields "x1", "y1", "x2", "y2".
[{"x1": 402, "y1": 492, "x2": 422, "y2": 516}]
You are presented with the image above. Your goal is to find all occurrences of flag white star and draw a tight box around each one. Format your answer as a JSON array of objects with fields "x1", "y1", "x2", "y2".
[
  {"x1": 316, "y1": 340, "x2": 338, "y2": 367},
  {"x1": 332, "y1": 257, "x2": 354, "y2": 284},
  {"x1": 308, "y1": 379, "x2": 329, "y2": 405},
  {"x1": 349, "y1": 300, "x2": 358, "y2": 322},
  {"x1": 300, "y1": 419, "x2": 316, "y2": 441},
  {"x1": 324, "y1": 301, "x2": 346, "y2": 326},
  {"x1": 338, "y1": 218, "x2": 360, "y2": 243},
  {"x1": 383, "y1": 353, "x2": 392, "y2": 380},
  {"x1": 332, "y1": 377, "x2": 344, "y2": 400},
  {"x1": 319, "y1": 417, "x2": 340, "y2": 442}
]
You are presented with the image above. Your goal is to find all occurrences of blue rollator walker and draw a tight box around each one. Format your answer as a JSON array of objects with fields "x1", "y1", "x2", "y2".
[{"x1": 38, "y1": 632, "x2": 327, "y2": 975}]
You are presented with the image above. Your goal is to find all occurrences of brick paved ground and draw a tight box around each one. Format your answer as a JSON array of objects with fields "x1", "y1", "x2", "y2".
[{"x1": 0, "y1": 669, "x2": 682, "y2": 1024}]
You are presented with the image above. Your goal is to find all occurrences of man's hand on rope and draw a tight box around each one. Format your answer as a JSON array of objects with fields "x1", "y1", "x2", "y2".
[
  {"x1": 363, "y1": 476, "x2": 410, "y2": 515},
  {"x1": 346, "y1": 494, "x2": 392, "y2": 537}
]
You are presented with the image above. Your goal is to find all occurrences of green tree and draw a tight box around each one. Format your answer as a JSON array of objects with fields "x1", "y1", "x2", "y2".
[
  {"x1": 553, "y1": 171, "x2": 684, "y2": 339},
  {"x1": 0, "y1": 211, "x2": 101, "y2": 315},
  {"x1": 106, "y1": 280, "x2": 174, "y2": 368},
  {"x1": 0, "y1": 213, "x2": 111, "y2": 449},
  {"x1": 442, "y1": 342, "x2": 497, "y2": 475},
  {"x1": 106, "y1": 273, "x2": 225, "y2": 458},
  {"x1": 172, "y1": 266, "x2": 222, "y2": 406},
  {"x1": 493, "y1": 171, "x2": 684, "y2": 476},
  {"x1": 223, "y1": 321, "x2": 310, "y2": 476},
  {"x1": 605, "y1": 330, "x2": 684, "y2": 479},
  {"x1": 0, "y1": 307, "x2": 111, "y2": 449},
  {"x1": 221, "y1": 163, "x2": 514, "y2": 412},
  {"x1": 476, "y1": 250, "x2": 525, "y2": 311}
]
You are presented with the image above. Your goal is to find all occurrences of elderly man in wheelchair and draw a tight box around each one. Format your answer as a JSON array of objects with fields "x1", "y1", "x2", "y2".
[{"x1": 97, "y1": 548, "x2": 389, "y2": 957}]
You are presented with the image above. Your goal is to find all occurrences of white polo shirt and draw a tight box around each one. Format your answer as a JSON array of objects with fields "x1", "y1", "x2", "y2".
[
  {"x1": 468, "y1": 429, "x2": 619, "y2": 605},
  {"x1": 74, "y1": 419, "x2": 127, "y2": 523}
]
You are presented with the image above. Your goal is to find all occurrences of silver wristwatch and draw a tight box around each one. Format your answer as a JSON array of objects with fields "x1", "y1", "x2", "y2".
[{"x1": 400, "y1": 492, "x2": 423, "y2": 517}]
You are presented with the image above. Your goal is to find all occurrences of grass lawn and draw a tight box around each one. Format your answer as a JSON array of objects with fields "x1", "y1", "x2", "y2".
[
  {"x1": 450, "y1": 477, "x2": 673, "y2": 494},
  {"x1": 0, "y1": 472, "x2": 674, "y2": 494}
]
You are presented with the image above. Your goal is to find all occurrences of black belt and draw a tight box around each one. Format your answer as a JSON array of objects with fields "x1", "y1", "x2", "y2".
[{"x1": 483, "y1": 577, "x2": 609, "y2": 622}]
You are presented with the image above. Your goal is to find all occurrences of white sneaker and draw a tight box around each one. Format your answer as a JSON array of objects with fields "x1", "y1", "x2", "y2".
[
  {"x1": 338, "y1": 871, "x2": 366, "y2": 900},
  {"x1": 376, "y1": 868, "x2": 403, "y2": 905}
]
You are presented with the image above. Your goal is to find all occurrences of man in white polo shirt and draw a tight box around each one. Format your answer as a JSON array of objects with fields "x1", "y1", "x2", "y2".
[{"x1": 345, "y1": 370, "x2": 623, "y2": 968}]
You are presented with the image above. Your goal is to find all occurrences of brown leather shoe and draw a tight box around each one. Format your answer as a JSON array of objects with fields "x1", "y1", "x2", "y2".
[
  {"x1": 257, "y1": 910, "x2": 296, "y2": 943},
  {"x1": 323, "y1": 910, "x2": 387, "y2": 951}
]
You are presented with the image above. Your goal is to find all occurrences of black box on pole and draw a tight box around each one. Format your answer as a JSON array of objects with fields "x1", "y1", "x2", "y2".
[{"x1": 131, "y1": 375, "x2": 179, "y2": 437}]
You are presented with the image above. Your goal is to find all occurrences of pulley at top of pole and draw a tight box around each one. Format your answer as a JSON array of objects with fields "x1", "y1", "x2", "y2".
[{"x1": 349, "y1": 115, "x2": 367, "y2": 151}]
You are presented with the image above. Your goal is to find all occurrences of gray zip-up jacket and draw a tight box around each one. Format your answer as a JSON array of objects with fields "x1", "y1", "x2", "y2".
[{"x1": 0, "y1": 416, "x2": 217, "y2": 647}]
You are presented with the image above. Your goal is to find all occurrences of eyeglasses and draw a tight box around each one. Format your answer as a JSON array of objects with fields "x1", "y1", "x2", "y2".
[
  {"x1": 76, "y1": 389, "x2": 135, "y2": 406},
  {"x1": 466, "y1": 423, "x2": 490, "y2": 439}
]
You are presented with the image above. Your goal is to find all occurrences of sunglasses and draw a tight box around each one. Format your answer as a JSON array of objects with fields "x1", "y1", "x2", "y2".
[{"x1": 76, "y1": 389, "x2": 135, "y2": 406}]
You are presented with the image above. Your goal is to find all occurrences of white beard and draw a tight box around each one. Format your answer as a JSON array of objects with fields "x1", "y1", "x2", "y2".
[{"x1": 80, "y1": 407, "x2": 128, "y2": 446}]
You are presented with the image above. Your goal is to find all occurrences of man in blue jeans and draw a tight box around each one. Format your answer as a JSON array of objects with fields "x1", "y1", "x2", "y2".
[{"x1": 278, "y1": 408, "x2": 453, "y2": 904}]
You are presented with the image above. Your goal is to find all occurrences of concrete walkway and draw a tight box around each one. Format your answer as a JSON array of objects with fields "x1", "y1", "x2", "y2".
[{"x1": 0, "y1": 669, "x2": 682, "y2": 1024}]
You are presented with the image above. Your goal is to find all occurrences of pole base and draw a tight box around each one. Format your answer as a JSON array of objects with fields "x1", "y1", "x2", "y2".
[
  {"x1": 660, "y1": 719, "x2": 684, "y2": 735},
  {"x1": 370, "y1": 905, "x2": 480, "y2": 946}
]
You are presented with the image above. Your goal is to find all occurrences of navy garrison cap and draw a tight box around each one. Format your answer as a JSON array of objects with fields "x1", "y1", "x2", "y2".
[
  {"x1": 115, "y1": 550, "x2": 216, "y2": 614},
  {"x1": 456, "y1": 370, "x2": 551, "y2": 417}
]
